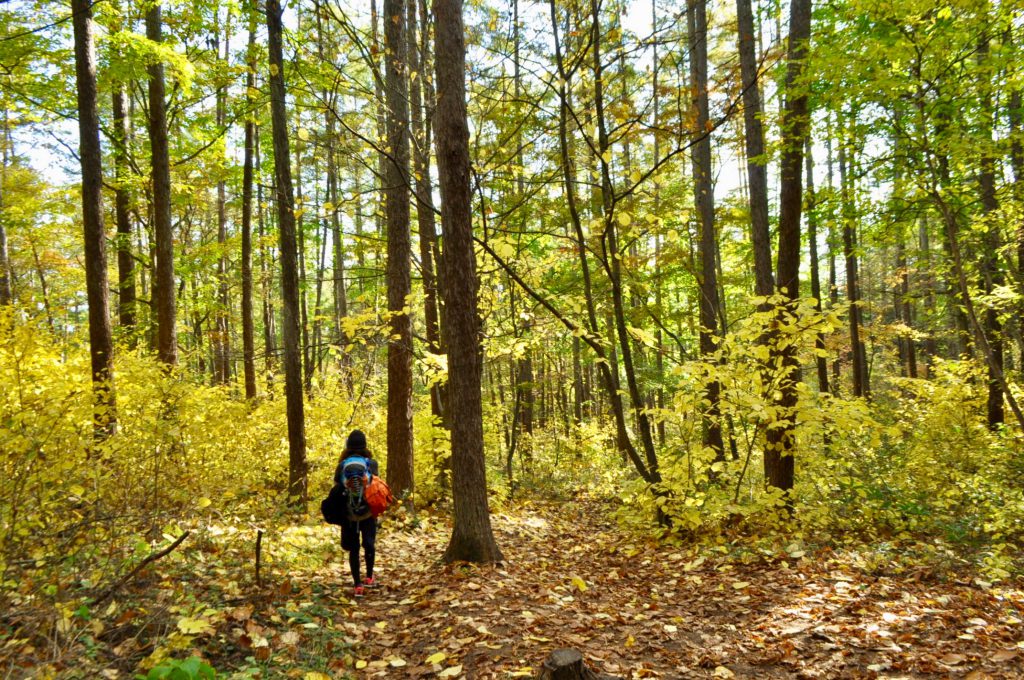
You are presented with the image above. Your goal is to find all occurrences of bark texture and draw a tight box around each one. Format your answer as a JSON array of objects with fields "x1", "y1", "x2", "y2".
[
  {"x1": 147, "y1": 4, "x2": 177, "y2": 366},
  {"x1": 267, "y1": 0, "x2": 308, "y2": 502},
  {"x1": 73, "y1": 0, "x2": 116, "y2": 437},
  {"x1": 435, "y1": 0, "x2": 503, "y2": 563},
  {"x1": 384, "y1": 0, "x2": 415, "y2": 503}
]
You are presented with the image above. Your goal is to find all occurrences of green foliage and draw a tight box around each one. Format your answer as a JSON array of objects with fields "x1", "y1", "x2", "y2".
[{"x1": 140, "y1": 656, "x2": 217, "y2": 680}]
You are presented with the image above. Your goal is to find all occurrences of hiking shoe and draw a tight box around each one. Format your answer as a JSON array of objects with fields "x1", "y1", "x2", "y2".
[
  {"x1": 353, "y1": 585, "x2": 365, "y2": 598},
  {"x1": 363, "y1": 576, "x2": 377, "y2": 588}
]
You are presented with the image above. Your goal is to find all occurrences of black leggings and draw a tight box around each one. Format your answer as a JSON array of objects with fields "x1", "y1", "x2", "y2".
[{"x1": 341, "y1": 518, "x2": 377, "y2": 586}]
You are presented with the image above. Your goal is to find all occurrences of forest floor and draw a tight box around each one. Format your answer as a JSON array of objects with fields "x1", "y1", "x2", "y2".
[
  {"x1": 306, "y1": 502, "x2": 1024, "y2": 679},
  {"x1": 5, "y1": 501, "x2": 1024, "y2": 679}
]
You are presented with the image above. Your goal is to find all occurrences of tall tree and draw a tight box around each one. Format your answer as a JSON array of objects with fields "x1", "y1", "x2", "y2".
[
  {"x1": 240, "y1": 8, "x2": 258, "y2": 400},
  {"x1": 409, "y1": 0, "x2": 444, "y2": 427},
  {"x1": 736, "y1": 0, "x2": 773, "y2": 299},
  {"x1": 72, "y1": 0, "x2": 116, "y2": 437},
  {"x1": 112, "y1": 86, "x2": 136, "y2": 333},
  {"x1": 267, "y1": 0, "x2": 308, "y2": 502},
  {"x1": 435, "y1": 0, "x2": 503, "y2": 563},
  {"x1": 688, "y1": 0, "x2": 725, "y2": 461},
  {"x1": 147, "y1": 3, "x2": 177, "y2": 365},
  {"x1": 213, "y1": 12, "x2": 231, "y2": 385},
  {"x1": 764, "y1": 0, "x2": 812, "y2": 493},
  {"x1": 384, "y1": 0, "x2": 415, "y2": 504}
]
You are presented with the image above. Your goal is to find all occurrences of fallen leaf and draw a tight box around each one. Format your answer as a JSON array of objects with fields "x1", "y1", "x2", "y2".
[
  {"x1": 991, "y1": 649, "x2": 1018, "y2": 663},
  {"x1": 939, "y1": 653, "x2": 966, "y2": 666},
  {"x1": 571, "y1": 576, "x2": 588, "y2": 592},
  {"x1": 439, "y1": 664, "x2": 463, "y2": 677},
  {"x1": 426, "y1": 652, "x2": 447, "y2": 665}
]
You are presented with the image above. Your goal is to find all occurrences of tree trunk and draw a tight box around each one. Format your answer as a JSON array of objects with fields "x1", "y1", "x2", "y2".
[
  {"x1": 736, "y1": 0, "x2": 773, "y2": 298},
  {"x1": 806, "y1": 138, "x2": 829, "y2": 393},
  {"x1": 384, "y1": 0, "x2": 415, "y2": 503},
  {"x1": 839, "y1": 139, "x2": 868, "y2": 398},
  {"x1": 0, "y1": 104, "x2": 12, "y2": 308},
  {"x1": 409, "y1": 0, "x2": 445, "y2": 427},
  {"x1": 537, "y1": 649, "x2": 623, "y2": 680},
  {"x1": 147, "y1": 4, "x2": 177, "y2": 366},
  {"x1": 763, "y1": 0, "x2": 811, "y2": 494},
  {"x1": 73, "y1": 0, "x2": 116, "y2": 438},
  {"x1": 241, "y1": 13, "x2": 258, "y2": 400},
  {"x1": 267, "y1": 0, "x2": 308, "y2": 503},
  {"x1": 213, "y1": 21, "x2": 231, "y2": 386},
  {"x1": 112, "y1": 87, "x2": 136, "y2": 333},
  {"x1": 435, "y1": 0, "x2": 503, "y2": 563},
  {"x1": 688, "y1": 0, "x2": 725, "y2": 462},
  {"x1": 977, "y1": 37, "x2": 1004, "y2": 429}
]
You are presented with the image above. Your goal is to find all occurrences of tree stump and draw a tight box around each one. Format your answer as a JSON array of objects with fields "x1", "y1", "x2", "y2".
[{"x1": 536, "y1": 648, "x2": 623, "y2": 680}]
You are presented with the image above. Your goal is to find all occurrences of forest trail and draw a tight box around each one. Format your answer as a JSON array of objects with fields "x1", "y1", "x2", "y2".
[{"x1": 307, "y1": 503, "x2": 1024, "y2": 679}]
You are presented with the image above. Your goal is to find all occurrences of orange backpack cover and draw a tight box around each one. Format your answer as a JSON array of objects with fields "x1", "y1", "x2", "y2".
[{"x1": 365, "y1": 475, "x2": 395, "y2": 516}]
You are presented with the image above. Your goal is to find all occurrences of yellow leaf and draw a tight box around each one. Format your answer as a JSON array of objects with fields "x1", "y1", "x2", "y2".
[
  {"x1": 438, "y1": 665, "x2": 463, "y2": 678},
  {"x1": 304, "y1": 673, "x2": 332, "y2": 680},
  {"x1": 731, "y1": 581, "x2": 750, "y2": 590},
  {"x1": 355, "y1": 660, "x2": 368, "y2": 669},
  {"x1": 298, "y1": 128, "x2": 310, "y2": 142},
  {"x1": 375, "y1": 621, "x2": 387, "y2": 630},
  {"x1": 389, "y1": 657, "x2": 407, "y2": 667},
  {"x1": 269, "y1": 63, "x2": 279, "y2": 77},
  {"x1": 176, "y1": 616, "x2": 214, "y2": 635},
  {"x1": 571, "y1": 576, "x2": 588, "y2": 592},
  {"x1": 426, "y1": 652, "x2": 446, "y2": 665},
  {"x1": 69, "y1": 484, "x2": 86, "y2": 497},
  {"x1": 617, "y1": 212, "x2": 631, "y2": 227},
  {"x1": 196, "y1": 497, "x2": 212, "y2": 509}
]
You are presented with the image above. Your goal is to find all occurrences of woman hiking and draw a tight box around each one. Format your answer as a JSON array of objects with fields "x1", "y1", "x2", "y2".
[{"x1": 334, "y1": 429, "x2": 379, "y2": 597}]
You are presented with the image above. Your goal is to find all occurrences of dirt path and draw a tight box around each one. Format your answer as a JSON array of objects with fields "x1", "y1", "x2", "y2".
[{"x1": 314, "y1": 503, "x2": 1024, "y2": 679}]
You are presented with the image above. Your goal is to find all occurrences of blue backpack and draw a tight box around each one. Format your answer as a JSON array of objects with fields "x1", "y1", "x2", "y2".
[{"x1": 341, "y1": 456, "x2": 371, "y2": 515}]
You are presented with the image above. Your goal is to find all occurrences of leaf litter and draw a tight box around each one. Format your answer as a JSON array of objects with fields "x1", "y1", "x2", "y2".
[
  {"x1": 331, "y1": 502, "x2": 1024, "y2": 679},
  {"x1": 5, "y1": 501, "x2": 1022, "y2": 679}
]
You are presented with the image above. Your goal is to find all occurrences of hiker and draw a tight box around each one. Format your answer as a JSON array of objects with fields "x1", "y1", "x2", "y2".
[{"x1": 334, "y1": 429, "x2": 379, "y2": 597}]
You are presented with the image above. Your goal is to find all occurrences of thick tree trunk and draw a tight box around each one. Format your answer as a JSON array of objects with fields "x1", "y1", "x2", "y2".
[
  {"x1": 147, "y1": 4, "x2": 177, "y2": 366},
  {"x1": 435, "y1": 0, "x2": 503, "y2": 563},
  {"x1": 384, "y1": 0, "x2": 415, "y2": 503},
  {"x1": 112, "y1": 88, "x2": 136, "y2": 332},
  {"x1": 688, "y1": 0, "x2": 725, "y2": 462},
  {"x1": 764, "y1": 0, "x2": 811, "y2": 493},
  {"x1": 73, "y1": 0, "x2": 116, "y2": 437},
  {"x1": 267, "y1": 0, "x2": 308, "y2": 503},
  {"x1": 241, "y1": 14, "x2": 258, "y2": 400}
]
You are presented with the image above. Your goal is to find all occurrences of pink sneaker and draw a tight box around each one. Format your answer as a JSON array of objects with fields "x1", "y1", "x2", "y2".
[
  {"x1": 363, "y1": 576, "x2": 377, "y2": 588},
  {"x1": 353, "y1": 585, "x2": 365, "y2": 598}
]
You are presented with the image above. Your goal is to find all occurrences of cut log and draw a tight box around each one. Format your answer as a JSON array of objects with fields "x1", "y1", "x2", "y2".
[{"x1": 536, "y1": 648, "x2": 623, "y2": 680}]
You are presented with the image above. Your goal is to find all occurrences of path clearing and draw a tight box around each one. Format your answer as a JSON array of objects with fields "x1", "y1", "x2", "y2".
[{"x1": 313, "y1": 503, "x2": 1024, "y2": 679}]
